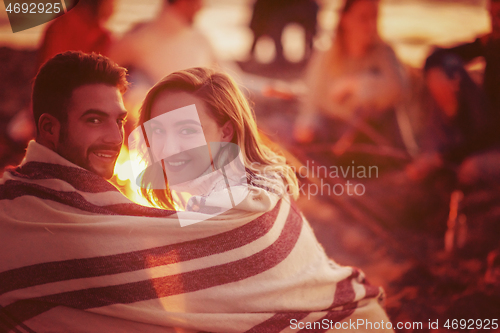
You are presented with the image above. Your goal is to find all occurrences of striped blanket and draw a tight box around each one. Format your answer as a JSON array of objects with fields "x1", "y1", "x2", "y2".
[{"x1": 0, "y1": 141, "x2": 392, "y2": 332}]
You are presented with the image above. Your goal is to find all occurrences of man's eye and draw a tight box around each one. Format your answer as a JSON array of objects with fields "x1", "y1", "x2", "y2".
[
  {"x1": 87, "y1": 118, "x2": 102, "y2": 124},
  {"x1": 117, "y1": 118, "x2": 127, "y2": 126}
]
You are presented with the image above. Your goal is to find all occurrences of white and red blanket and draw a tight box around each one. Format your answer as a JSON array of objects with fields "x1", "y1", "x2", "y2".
[{"x1": 0, "y1": 141, "x2": 392, "y2": 332}]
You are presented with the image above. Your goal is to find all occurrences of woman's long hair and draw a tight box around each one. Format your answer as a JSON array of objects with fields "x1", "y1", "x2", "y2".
[
  {"x1": 423, "y1": 50, "x2": 490, "y2": 141},
  {"x1": 137, "y1": 67, "x2": 299, "y2": 209}
]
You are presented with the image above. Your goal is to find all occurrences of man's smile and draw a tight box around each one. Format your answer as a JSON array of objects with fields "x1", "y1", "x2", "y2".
[{"x1": 92, "y1": 150, "x2": 119, "y2": 160}]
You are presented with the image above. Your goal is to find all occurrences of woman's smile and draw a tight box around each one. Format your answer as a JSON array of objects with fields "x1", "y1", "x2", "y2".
[{"x1": 164, "y1": 155, "x2": 193, "y2": 173}]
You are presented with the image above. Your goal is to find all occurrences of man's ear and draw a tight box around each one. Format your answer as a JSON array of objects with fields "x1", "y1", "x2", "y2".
[
  {"x1": 221, "y1": 121, "x2": 234, "y2": 143},
  {"x1": 37, "y1": 113, "x2": 61, "y2": 150}
]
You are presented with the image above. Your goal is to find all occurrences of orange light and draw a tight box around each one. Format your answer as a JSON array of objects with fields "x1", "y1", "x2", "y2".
[{"x1": 111, "y1": 145, "x2": 155, "y2": 207}]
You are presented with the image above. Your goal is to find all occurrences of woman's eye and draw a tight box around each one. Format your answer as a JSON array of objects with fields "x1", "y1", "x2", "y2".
[
  {"x1": 180, "y1": 128, "x2": 198, "y2": 135},
  {"x1": 152, "y1": 128, "x2": 165, "y2": 135}
]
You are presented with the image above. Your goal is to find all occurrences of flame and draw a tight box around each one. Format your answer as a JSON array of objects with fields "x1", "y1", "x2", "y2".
[
  {"x1": 112, "y1": 145, "x2": 187, "y2": 210},
  {"x1": 111, "y1": 145, "x2": 155, "y2": 207}
]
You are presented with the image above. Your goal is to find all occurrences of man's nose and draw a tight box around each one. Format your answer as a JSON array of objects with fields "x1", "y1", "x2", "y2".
[{"x1": 103, "y1": 122, "x2": 124, "y2": 145}]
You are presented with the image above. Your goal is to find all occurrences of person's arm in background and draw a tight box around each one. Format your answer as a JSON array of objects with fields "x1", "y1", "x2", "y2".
[
  {"x1": 442, "y1": 99, "x2": 491, "y2": 164},
  {"x1": 405, "y1": 108, "x2": 446, "y2": 181},
  {"x1": 444, "y1": 37, "x2": 485, "y2": 63},
  {"x1": 343, "y1": 44, "x2": 406, "y2": 117},
  {"x1": 293, "y1": 50, "x2": 328, "y2": 143}
]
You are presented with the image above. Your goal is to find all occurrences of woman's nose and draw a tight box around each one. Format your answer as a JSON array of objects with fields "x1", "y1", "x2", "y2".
[{"x1": 159, "y1": 134, "x2": 184, "y2": 160}]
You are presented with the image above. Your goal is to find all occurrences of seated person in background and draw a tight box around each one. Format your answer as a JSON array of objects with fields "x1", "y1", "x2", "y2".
[
  {"x1": 0, "y1": 51, "x2": 393, "y2": 332},
  {"x1": 429, "y1": 0, "x2": 500, "y2": 116},
  {"x1": 406, "y1": 51, "x2": 500, "y2": 186},
  {"x1": 109, "y1": 0, "x2": 217, "y2": 135},
  {"x1": 109, "y1": 0, "x2": 216, "y2": 86},
  {"x1": 38, "y1": 0, "x2": 115, "y2": 68},
  {"x1": 294, "y1": 0, "x2": 406, "y2": 151}
]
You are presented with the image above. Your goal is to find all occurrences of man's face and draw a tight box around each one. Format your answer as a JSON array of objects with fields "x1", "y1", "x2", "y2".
[{"x1": 56, "y1": 84, "x2": 127, "y2": 179}]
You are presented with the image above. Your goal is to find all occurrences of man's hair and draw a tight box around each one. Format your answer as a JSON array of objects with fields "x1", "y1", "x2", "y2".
[{"x1": 32, "y1": 51, "x2": 128, "y2": 135}]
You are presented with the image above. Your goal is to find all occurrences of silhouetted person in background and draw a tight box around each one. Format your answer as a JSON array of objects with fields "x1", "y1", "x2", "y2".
[
  {"x1": 248, "y1": 0, "x2": 318, "y2": 65},
  {"x1": 38, "y1": 0, "x2": 115, "y2": 68}
]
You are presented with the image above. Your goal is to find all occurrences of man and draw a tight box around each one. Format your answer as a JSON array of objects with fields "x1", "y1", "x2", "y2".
[
  {"x1": 248, "y1": 0, "x2": 319, "y2": 65},
  {"x1": 0, "y1": 51, "x2": 392, "y2": 332},
  {"x1": 33, "y1": 51, "x2": 127, "y2": 180}
]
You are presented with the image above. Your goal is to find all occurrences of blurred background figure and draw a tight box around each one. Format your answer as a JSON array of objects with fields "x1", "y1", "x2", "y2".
[
  {"x1": 425, "y1": 0, "x2": 500, "y2": 120},
  {"x1": 110, "y1": 0, "x2": 216, "y2": 85},
  {"x1": 109, "y1": 0, "x2": 217, "y2": 132},
  {"x1": 409, "y1": 0, "x2": 500, "y2": 253},
  {"x1": 38, "y1": 0, "x2": 115, "y2": 68},
  {"x1": 407, "y1": 51, "x2": 499, "y2": 186},
  {"x1": 293, "y1": 0, "x2": 407, "y2": 167},
  {"x1": 248, "y1": 0, "x2": 318, "y2": 66},
  {"x1": 407, "y1": 51, "x2": 500, "y2": 259}
]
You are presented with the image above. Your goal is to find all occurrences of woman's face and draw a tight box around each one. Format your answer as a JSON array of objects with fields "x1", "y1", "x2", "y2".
[
  {"x1": 341, "y1": 0, "x2": 379, "y2": 49},
  {"x1": 147, "y1": 91, "x2": 231, "y2": 185},
  {"x1": 426, "y1": 68, "x2": 460, "y2": 118}
]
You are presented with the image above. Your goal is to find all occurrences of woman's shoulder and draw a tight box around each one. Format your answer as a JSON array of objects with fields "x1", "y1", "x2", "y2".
[{"x1": 245, "y1": 168, "x2": 285, "y2": 197}]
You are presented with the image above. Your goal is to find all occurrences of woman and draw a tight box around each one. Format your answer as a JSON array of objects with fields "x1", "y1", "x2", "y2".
[
  {"x1": 133, "y1": 67, "x2": 298, "y2": 213},
  {"x1": 407, "y1": 50, "x2": 499, "y2": 184},
  {"x1": 294, "y1": 0, "x2": 406, "y2": 147},
  {"x1": 126, "y1": 67, "x2": 394, "y2": 328}
]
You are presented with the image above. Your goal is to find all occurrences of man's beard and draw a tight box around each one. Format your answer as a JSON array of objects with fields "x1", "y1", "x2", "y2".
[{"x1": 57, "y1": 126, "x2": 121, "y2": 179}]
